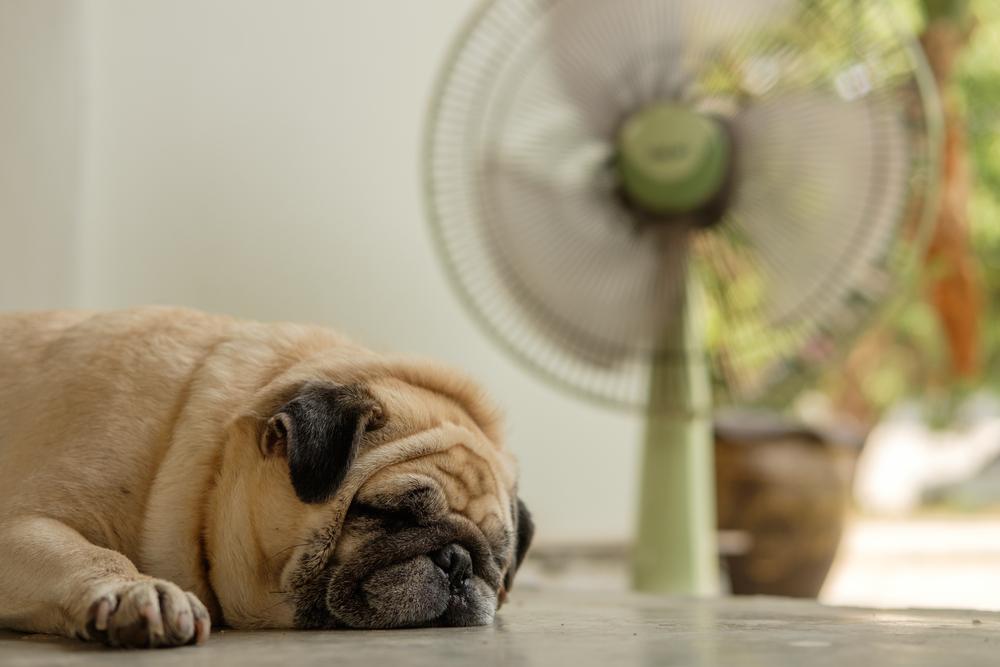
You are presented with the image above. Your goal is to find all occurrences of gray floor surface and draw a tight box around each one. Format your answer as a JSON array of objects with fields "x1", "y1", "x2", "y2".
[{"x1": 1, "y1": 591, "x2": 997, "y2": 666}]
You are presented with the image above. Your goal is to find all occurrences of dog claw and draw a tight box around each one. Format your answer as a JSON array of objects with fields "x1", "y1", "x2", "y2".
[
  {"x1": 142, "y1": 602, "x2": 165, "y2": 638},
  {"x1": 183, "y1": 590, "x2": 212, "y2": 645},
  {"x1": 94, "y1": 598, "x2": 114, "y2": 631},
  {"x1": 195, "y1": 617, "x2": 211, "y2": 645}
]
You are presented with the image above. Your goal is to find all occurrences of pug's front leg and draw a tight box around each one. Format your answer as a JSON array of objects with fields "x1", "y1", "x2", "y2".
[{"x1": 0, "y1": 516, "x2": 211, "y2": 647}]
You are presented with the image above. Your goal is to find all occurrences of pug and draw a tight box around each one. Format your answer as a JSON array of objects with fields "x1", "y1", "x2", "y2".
[{"x1": 0, "y1": 307, "x2": 532, "y2": 648}]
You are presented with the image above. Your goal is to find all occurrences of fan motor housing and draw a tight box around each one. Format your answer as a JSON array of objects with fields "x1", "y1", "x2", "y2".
[{"x1": 616, "y1": 103, "x2": 734, "y2": 228}]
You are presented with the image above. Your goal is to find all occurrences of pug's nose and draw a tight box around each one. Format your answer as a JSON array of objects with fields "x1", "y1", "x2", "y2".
[{"x1": 432, "y1": 544, "x2": 472, "y2": 588}]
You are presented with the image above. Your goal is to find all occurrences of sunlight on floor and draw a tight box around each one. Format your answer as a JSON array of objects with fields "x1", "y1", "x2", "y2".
[{"x1": 821, "y1": 516, "x2": 1000, "y2": 612}]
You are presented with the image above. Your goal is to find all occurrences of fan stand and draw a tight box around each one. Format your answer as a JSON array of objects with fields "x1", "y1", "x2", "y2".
[
  {"x1": 632, "y1": 275, "x2": 719, "y2": 595},
  {"x1": 618, "y1": 104, "x2": 727, "y2": 595}
]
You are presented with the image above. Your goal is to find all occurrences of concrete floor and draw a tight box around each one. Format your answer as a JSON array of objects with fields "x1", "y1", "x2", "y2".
[
  {"x1": 522, "y1": 517, "x2": 1000, "y2": 612},
  {"x1": 2, "y1": 591, "x2": 997, "y2": 666}
]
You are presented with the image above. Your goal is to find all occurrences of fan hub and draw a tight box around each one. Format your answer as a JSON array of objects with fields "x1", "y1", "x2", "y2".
[{"x1": 617, "y1": 104, "x2": 731, "y2": 218}]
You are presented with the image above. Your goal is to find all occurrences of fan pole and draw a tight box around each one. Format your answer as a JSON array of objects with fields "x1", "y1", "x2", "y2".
[
  {"x1": 632, "y1": 275, "x2": 719, "y2": 595},
  {"x1": 617, "y1": 103, "x2": 724, "y2": 595}
]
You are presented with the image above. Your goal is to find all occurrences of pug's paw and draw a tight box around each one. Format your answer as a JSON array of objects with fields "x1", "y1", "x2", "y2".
[{"x1": 83, "y1": 579, "x2": 211, "y2": 648}]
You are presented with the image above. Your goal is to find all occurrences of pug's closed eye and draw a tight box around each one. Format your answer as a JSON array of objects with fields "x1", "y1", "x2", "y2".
[
  {"x1": 348, "y1": 502, "x2": 426, "y2": 531},
  {"x1": 349, "y1": 486, "x2": 447, "y2": 528}
]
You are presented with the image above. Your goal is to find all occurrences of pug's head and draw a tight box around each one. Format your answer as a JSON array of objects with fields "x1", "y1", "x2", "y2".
[{"x1": 209, "y1": 362, "x2": 532, "y2": 630}]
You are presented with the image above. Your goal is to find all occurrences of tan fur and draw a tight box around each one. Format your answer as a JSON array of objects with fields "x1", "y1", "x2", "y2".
[{"x1": 0, "y1": 307, "x2": 516, "y2": 643}]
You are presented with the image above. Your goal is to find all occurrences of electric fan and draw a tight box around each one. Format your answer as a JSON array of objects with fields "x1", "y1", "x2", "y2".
[{"x1": 424, "y1": 0, "x2": 941, "y2": 594}]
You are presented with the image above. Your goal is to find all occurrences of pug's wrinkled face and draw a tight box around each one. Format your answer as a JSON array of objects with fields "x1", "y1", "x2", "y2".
[
  {"x1": 254, "y1": 379, "x2": 532, "y2": 630},
  {"x1": 293, "y1": 479, "x2": 533, "y2": 629}
]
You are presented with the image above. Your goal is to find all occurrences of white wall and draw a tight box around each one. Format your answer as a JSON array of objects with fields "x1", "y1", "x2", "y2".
[
  {"x1": 2, "y1": 0, "x2": 643, "y2": 543},
  {"x1": 0, "y1": 0, "x2": 83, "y2": 310}
]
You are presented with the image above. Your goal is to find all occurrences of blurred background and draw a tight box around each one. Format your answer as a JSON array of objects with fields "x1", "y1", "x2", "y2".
[{"x1": 1, "y1": 0, "x2": 999, "y2": 610}]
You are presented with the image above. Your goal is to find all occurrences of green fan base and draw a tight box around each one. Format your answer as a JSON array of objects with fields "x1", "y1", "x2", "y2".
[{"x1": 632, "y1": 272, "x2": 720, "y2": 595}]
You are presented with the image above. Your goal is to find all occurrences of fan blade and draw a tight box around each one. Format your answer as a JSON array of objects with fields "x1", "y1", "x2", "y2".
[
  {"x1": 485, "y1": 152, "x2": 692, "y2": 362},
  {"x1": 728, "y1": 91, "x2": 906, "y2": 328},
  {"x1": 545, "y1": 0, "x2": 798, "y2": 132}
]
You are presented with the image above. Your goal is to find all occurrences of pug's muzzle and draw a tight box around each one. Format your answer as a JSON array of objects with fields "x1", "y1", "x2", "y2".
[{"x1": 291, "y1": 510, "x2": 506, "y2": 629}]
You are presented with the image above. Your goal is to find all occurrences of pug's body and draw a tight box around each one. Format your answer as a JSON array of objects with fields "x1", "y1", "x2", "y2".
[{"x1": 0, "y1": 307, "x2": 531, "y2": 648}]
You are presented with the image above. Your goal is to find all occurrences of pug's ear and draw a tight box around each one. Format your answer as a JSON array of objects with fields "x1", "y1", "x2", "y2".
[
  {"x1": 503, "y1": 497, "x2": 534, "y2": 592},
  {"x1": 261, "y1": 383, "x2": 385, "y2": 504}
]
